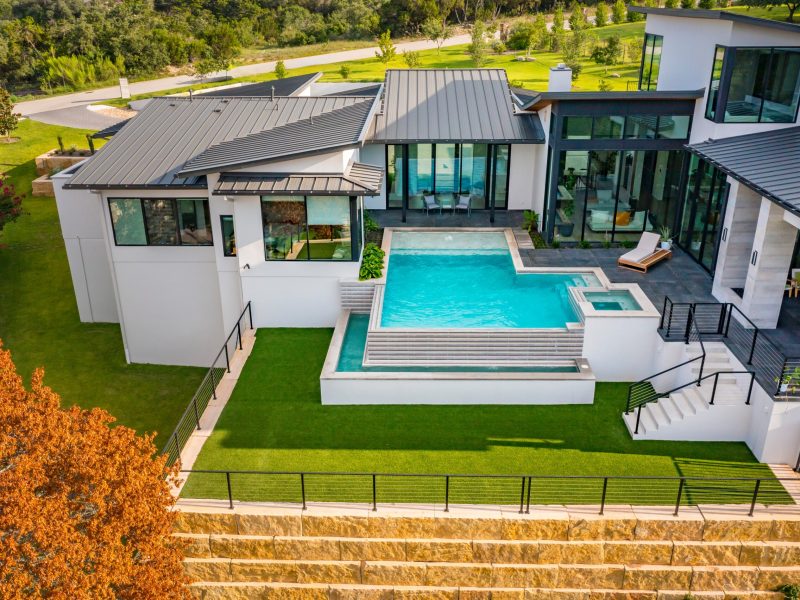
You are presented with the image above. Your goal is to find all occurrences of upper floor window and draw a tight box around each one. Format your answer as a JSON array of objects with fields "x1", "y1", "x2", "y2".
[
  {"x1": 639, "y1": 34, "x2": 663, "y2": 91},
  {"x1": 561, "y1": 114, "x2": 689, "y2": 140},
  {"x1": 705, "y1": 46, "x2": 800, "y2": 124},
  {"x1": 220, "y1": 215, "x2": 236, "y2": 257},
  {"x1": 108, "y1": 198, "x2": 212, "y2": 246}
]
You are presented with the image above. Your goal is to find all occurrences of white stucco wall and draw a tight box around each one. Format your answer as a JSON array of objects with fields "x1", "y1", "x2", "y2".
[
  {"x1": 644, "y1": 14, "x2": 800, "y2": 144},
  {"x1": 100, "y1": 189, "x2": 226, "y2": 366},
  {"x1": 582, "y1": 314, "x2": 663, "y2": 381},
  {"x1": 507, "y1": 144, "x2": 537, "y2": 211},
  {"x1": 52, "y1": 168, "x2": 118, "y2": 323}
]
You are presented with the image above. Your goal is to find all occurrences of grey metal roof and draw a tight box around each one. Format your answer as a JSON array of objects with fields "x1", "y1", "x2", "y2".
[
  {"x1": 323, "y1": 83, "x2": 383, "y2": 97},
  {"x1": 688, "y1": 127, "x2": 800, "y2": 216},
  {"x1": 629, "y1": 7, "x2": 800, "y2": 34},
  {"x1": 372, "y1": 69, "x2": 545, "y2": 144},
  {"x1": 520, "y1": 89, "x2": 706, "y2": 110},
  {"x1": 92, "y1": 118, "x2": 131, "y2": 139},
  {"x1": 214, "y1": 162, "x2": 383, "y2": 196},
  {"x1": 65, "y1": 95, "x2": 377, "y2": 189},
  {"x1": 178, "y1": 98, "x2": 376, "y2": 176},
  {"x1": 198, "y1": 73, "x2": 322, "y2": 98}
]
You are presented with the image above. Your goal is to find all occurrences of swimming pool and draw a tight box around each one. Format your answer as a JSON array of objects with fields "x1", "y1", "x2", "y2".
[{"x1": 380, "y1": 231, "x2": 598, "y2": 329}]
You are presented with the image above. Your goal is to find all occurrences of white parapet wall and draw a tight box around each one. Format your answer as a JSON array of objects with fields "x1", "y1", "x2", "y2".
[{"x1": 320, "y1": 312, "x2": 596, "y2": 405}]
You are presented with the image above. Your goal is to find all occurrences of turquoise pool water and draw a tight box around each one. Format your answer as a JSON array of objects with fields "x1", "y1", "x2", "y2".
[
  {"x1": 584, "y1": 290, "x2": 641, "y2": 311},
  {"x1": 381, "y1": 231, "x2": 594, "y2": 329},
  {"x1": 337, "y1": 315, "x2": 579, "y2": 373}
]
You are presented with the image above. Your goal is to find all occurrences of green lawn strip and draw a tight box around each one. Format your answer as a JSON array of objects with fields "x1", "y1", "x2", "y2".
[
  {"x1": 182, "y1": 328, "x2": 788, "y2": 506},
  {"x1": 0, "y1": 119, "x2": 207, "y2": 447},
  {"x1": 102, "y1": 22, "x2": 645, "y2": 108}
]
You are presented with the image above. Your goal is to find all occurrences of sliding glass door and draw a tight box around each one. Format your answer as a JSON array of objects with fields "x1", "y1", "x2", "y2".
[
  {"x1": 386, "y1": 143, "x2": 510, "y2": 214},
  {"x1": 678, "y1": 155, "x2": 729, "y2": 271}
]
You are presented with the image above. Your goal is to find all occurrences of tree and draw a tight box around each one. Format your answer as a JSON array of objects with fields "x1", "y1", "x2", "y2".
[
  {"x1": 469, "y1": 20, "x2": 488, "y2": 67},
  {"x1": 339, "y1": 63, "x2": 351, "y2": 79},
  {"x1": 591, "y1": 34, "x2": 623, "y2": 64},
  {"x1": 194, "y1": 57, "x2": 224, "y2": 80},
  {"x1": 553, "y1": 4, "x2": 566, "y2": 31},
  {"x1": 0, "y1": 175, "x2": 23, "y2": 235},
  {"x1": 745, "y1": 0, "x2": 800, "y2": 22},
  {"x1": 202, "y1": 23, "x2": 241, "y2": 74},
  {"x1": 612, "y1": 0, "x2": 627, "y2": 23},
  {"x1": 562, "y1": 33, "x2": 584, "y2": 81},
  {"x1": 0, "y1": 342, "x2": 187, "y2": 597},
  {"x1": 681, "y1": 0, "x2": 696, "y2": 7},
  {"x1": 403, "y1": 50, "x2": 422, "y2": 68},
  {"x1": 421, "y1": 16, "x2": 452, "y2": 53},
  {"x1": 595, "y1": 2, "x2": 610, "y2": 26},
  {"x1": 0, "y1": 87, "x2": 20, "y2": 141},
  {"x1": 375, "y1": 30, "x2": 396, "y2": 65},
  {"x1": 664, "y1": 0, "x2": 680, "y2": 7},
  {"x1": 627, "y1": 1, "x2": 645, "y2": 21},
  {"x1": 275, "y1": 59, "x2": 287, "y2": 79},
  {"x1": 568, "y1": 1, "x2": 589, "y2": 31},
  {"x1": 598, "y1": 78, "x2": 613, "y2": 91}
]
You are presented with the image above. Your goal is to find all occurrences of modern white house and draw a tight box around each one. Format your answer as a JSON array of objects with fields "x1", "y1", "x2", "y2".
[{"x1": 53, "y1": 9, "x2": 800, "y2": 461}]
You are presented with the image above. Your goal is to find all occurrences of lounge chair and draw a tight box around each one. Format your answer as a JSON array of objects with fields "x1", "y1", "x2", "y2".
[
  {"x1": 455, "y1": 194, "x2": 471, "y2": 216},
  {"x1": 617, "y1": 231, "x2": 670, "y2": 273},
  {"x1": 423, "y1": 195, "x2": 440, "y2": 215},
  {"x1": 787, "y1": 269, "x2": 800, "y2": 298}
]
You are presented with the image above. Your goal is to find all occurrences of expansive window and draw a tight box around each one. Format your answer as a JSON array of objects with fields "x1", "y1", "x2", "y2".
[
  {"x1": 563, "y1": 115, "x2": 687, "y2": 140},
  {"x1": 639, "y1": 33, "x2": 663, "y2": 91},
  {"x1": 387, "y1": 143, "x2": 509, "y2": 211},
  {"x1": 705, "y1": 46, "x2": 725, "y2": 121},
  {"x1": 678, "y1": 155, "x2": 729, "y2": 271},
  {"x1": 706, "y1": 46, "x2": 800, "y2": 123},
  {"x1": 548, "y1": 149, "x2": 685, "y2": 243},
  {"x1": 261, "y1": 195, "x2": 357, "y2": 261},
  {"x1": 220, "y1": 215, "x2": 236, "y2": 257},
  {"x1": 108, "y1": 198, "x2": 211, "y2": 246}
]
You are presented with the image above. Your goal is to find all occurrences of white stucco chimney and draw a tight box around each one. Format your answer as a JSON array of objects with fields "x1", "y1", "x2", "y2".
[{"x1": 548, "y1": 64, "x2": 572, "y2": 92}]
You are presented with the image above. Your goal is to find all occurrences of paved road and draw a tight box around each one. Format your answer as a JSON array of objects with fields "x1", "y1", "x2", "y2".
[{"x1": 15, "y1": 34, "x2": 472, "y2": 129}]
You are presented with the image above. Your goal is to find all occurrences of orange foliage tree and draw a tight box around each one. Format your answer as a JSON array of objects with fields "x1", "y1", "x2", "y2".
[{"x1": 0, "y1": 341, "x2": 188, "y2": 599}]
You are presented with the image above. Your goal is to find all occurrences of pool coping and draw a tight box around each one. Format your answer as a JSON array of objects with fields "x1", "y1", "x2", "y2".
[{"x1": 320, "y1": 310, "x2": 596, "y2": 382}]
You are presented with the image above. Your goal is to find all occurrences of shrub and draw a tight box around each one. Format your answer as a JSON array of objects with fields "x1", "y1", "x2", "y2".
[
  {"x1": 274, "y1": 60, "x2": 287, "y2": 79},
  {"x1": 664, "y1": 0, "x2": 679, "y2": 6},
  {"x1": 493, "y1": 40, "x2": 507, "y2": 54},
  {"x1": 595, "y1": 2, "x2": 610, "y2": 26},
  {"x1": 620, "y1": 239, "x2": 637, "y2": 249},
  {"x1": 612, "y1": 0, "x2": 627, "y2": 23},
  {"x1": 698, "y1": 0, "x2": 715, "y2": 8},
  {"x1": 681, "y1": 0, "x2": 696, "y2": 8},
  {"x1": 359, "y1": 243, "x2": 386, "y2": 280},
  {"x1": 403, "y1": 50, "x2": 422, "y2": 69},
  {"x1": 507, "y1": 21, "x2": 536, "y2": 50},
  {"x1": 0, "y1": 174, "x2": 23, "y2": 235},
  {"x1": 578, "y1": 240, "x2": 591, "y2": 249},
  {"x1": 523, "y1": 210, "x2": 539, "y2": 232},
  {"x1": 364, "y1": 210, "x2": 380, "y2": 233},
  {"x1": 339, "y1": 64, "x2": 351, "y2": 79},
  {"x1": 778, "y1": 584, "x2": 800, "y2": 600},
  {"x1": 550, "y1": 237, "x2": 561, "y2": 249}
]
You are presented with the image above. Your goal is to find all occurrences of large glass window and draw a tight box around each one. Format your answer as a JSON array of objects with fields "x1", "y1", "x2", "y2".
[
  {"x1": 561, "y1": 115, "x2": 687, "y2": 141},
  {"x1": 261, "y1": 195, "x2": 357, "y2": 261},
  {"x1": 708, "y1": 46, "x2": 800, "y2": 123},
  {"x1": 563, "y1": 116, "x2": 592, "y2": 139},
  {"x1": 624, "y1": 115, "x2": 657, "y2": 139},
  {"x1": 678, "y1": 155, "x2": 729, "y2": 271},
  {"x1": 592, "y1": 116, "x2": 624, "y2": 139},
  {"x1": 492, "y1": 145, "x2": 510, "y2": 209},
  {"x1": 459, "y1": 143, "x2": 488, "y2": 208},
  {"x1": 386, "y1": 145, "x2": 404, "y2": 209},
  {"x1": 639, "y1": 33, "x2": 663, "y2": 91},
  {"x1": 220, "y1": 215, "x2": 236, "y2": 257},
  {"x1": 109, "y1": 198, "x2": 147, "y2": 245},
  {"x1": 387, "y1": 143, "x2": 508, "y2": 212},
  {"x1": 307, "y1": 196, "x2": 352, "y2": 260},
  {"x1": 705, "y1": 46, "x2": 725, "y2": 121},
  {"x1": 108, "y1": 198, "x2": 211, "y2": 246},
  {"x1": 656, "y1": 116, "x2": 691, "y2": 139},
  {"x1": 178, "y1": 199, "x2": 212, "y2": 245}
]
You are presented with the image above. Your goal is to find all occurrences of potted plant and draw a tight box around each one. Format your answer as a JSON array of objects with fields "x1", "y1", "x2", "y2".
[
  {"x1": 659, "y1": 226, "x2": 672, "y2": 250},
  {"x1": 522, "y1": 210, "x2": 539, "y2": 233},
  {"x1": 776, "y1": 366, "x2": 800, "y2": 396}
]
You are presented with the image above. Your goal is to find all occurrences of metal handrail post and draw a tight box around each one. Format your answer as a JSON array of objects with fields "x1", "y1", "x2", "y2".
[
  {"x1": 300, "y1": 473, "x2": 307, "y2": 510},
  {"x1": 525, "y1": 476, "x2": 532, "y2": 514},
  {"x1": 226, "y1": 472, "x2": 233, "y2": 510},
  {"x1": 748, "y1": 329, "x2": 758, "y2": 365},
  {"x1": 746, "y1": 372, "x2": 755, "y2": 405},
  {"x1": 600, "y1": 477, "x2": 608, "y2": 516},
  {"x1": 518, "y1": 477, "x2": 526, "y2": 514},
  {"x1": 635, "y1": 405, "x2": 642, "y2": 434},
  {"x1": 444, "y1": 476, "x2": 450, "y2": 512},
  {"x1": 748, "y1": 479, "x2": 761, "y2": 517},
  {"x1": 710, "y1": 372, "x2": 719, "y2": 405},
  {"x1": 674, "y1": 478, "x2": 685, "y2": 516},
  {"x1": 210, "y1": 368, "x2": 217, "y2": 400},
  {"x1": 372, "y1": 474, "x2": 377, "y2": 512},
  {"x1": 237, "y1": 321, "x2": 243, "y2": 351}
]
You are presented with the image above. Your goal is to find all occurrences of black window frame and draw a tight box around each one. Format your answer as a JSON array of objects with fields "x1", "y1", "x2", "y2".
[
  {"x1": 705, "y1": 45, "x2": 800, "y2": 124},
  {"x1": 220, "y1": 214, "x2": 236, "y2": 257},
  {"x1": 638, "y1": 33, "x2": 663, "y2": 92},
  {"x1": 107, "y1": 197, "x2": 213, "y2": 247},
  {"x1": 260, "y1": 195, "x2": 360, "y2": 262}
]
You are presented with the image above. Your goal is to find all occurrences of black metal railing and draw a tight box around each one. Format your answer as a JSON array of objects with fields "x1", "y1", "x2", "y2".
[
  {"x1": 180, "y1": 469, "x2": 796, "y2": 517},
  {"x1": 161, "y1": 302, "x2": 253, "y2": 465},
  {"x1": 626, "y1": 305, "x2": 708, "y2": 431},
  {"x1": 660, "y1": 298, "x2": 800, "y2": 400}
]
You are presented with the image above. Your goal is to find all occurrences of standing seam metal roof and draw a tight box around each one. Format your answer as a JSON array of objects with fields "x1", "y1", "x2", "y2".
[
  {"x1": 687, "y1": 127, "x2": 800, "y2": 216},
  {"x1": 372, "y1": 69, "x2": 545, "y2": 143},
  {"x1": 213, "y1": 162, "x2": 384, "y2": 196},
  {"x1": 65, "y1": 95, "x2": 378, "y2": 189},
  {"x1": 178, "y1": 99, "x2": 376, "y2": 176}
]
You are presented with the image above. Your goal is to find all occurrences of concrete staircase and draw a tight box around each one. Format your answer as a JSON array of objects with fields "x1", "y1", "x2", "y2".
[
  {"x1": 176, "y1": 504, "x2": 800, "y2": 599},
  {"x1": 623, "y1": 343, "x2": 753, "y2": 441}
]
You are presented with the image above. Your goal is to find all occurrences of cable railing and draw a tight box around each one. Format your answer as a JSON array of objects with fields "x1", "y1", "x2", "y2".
[
  {"x1": 161, "y1": 302, "x2": 253, "y2": 465},
  {"x1": 660, "y1": 298, "x2": 800, "y2": 400},
  {"x1": 179, "y1": 469, "x2": 796, "y2": 517}
]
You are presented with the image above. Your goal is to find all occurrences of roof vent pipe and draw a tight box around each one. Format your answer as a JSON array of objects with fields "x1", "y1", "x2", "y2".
[
  {"x1": 271, "y1": 85, "x2": 275, "y2": 101},
  {"x1": 548, "y1": 64, "x2": 572, "y2": 92},
  {"x1": 189, "y1": 89, "x2": 193, "y2": 101}
]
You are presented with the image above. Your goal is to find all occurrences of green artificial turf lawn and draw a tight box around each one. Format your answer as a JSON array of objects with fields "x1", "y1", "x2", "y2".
[
  {"x1": 183, "y1": 328, "x2": 788, "y2": 506},
  {"x1": 0, "y1": 119, "x2": 207, "y2": 448}
]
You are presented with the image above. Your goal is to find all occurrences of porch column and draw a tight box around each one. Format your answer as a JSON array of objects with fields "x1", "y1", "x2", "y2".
[
  {"x1": 740, "y1": 198, "x2": 799, "y2": 328},
  {"x1": 712, "y1": 181, "x2": 759, "y2": 301}
]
